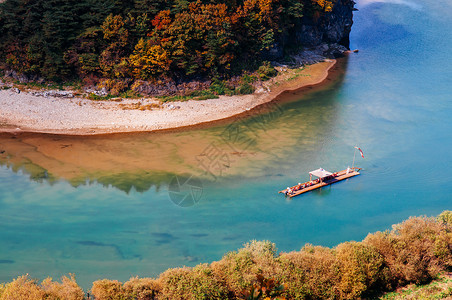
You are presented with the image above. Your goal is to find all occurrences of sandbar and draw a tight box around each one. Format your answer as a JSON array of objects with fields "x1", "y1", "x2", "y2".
[{"x1": 0, "y1": 60, "x2": 336, "y2": 135}]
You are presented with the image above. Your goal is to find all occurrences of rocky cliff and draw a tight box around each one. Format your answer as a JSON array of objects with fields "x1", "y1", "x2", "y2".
[
  {"x1": 296, "y1": 0, "x2": 356, "y2": 48},
  {"x1": 265, "y1": 0, "x2": 355, "y2": 61}
]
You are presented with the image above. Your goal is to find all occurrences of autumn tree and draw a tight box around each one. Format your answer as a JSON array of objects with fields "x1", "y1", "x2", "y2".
[
  {"x1": 0, "y1": 0, "x2": 330, "y2": 82},
  {"x1": 129, "y1": 39, "x2": 170, "y2": 79},
  {"x1": 99, "y1": 14, "x2": 131, "y2": 77}
]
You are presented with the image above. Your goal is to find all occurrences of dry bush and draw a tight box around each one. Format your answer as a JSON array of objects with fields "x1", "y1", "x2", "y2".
[
  {"x1": 335, "y1": 241, "x2": 389, "y2": 299},
  {"x1": 211, "y1": 248, "x2": 256, "y2": 296},
  {"x1": 41, "y1": 274, "x2": 84, "y2": 300},
  {"x1": 98, "y1": 79, "x2": 130, "y2": 96},
  {"x1": 123, "y1": 276, "x2": 160, "y2": 300},
  {"x1": 91, "y1": 279, "x2": 124, "y2": 300},
  {"x1": 211, "y1": 240, "x2": 279, "y2": 297},
  {"x1": 363, "y1": 231, "x2": 399, "y2": 287},
  {"x1": 158, "y1": 264, "x2": 228, "y2": 300},
  {"x1": 438, "y1": 210, "x2": 452, "y2": 226},
  {"x1": 241, "y1": 240, "x2": 280, "y2": 277},
  {"x1": 0, "y1": 275, "x2": 44, "y2": 300},
  {"x1": 365, "y1": 216, "x2": 452, "y2": 286},
  {"x1": 278, "y1": 245, "x2": 339, "y2": 299},
  {"x1": 392, "y1": 216, "x2": 452, "y2": 284}
]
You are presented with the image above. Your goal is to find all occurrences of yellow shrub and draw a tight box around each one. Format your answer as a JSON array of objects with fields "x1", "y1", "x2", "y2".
[
  {"x1": 365, "y1": 216, "x2": 452, "y2": 286},
  {"x1": 97, "y1": 78, "x2": 129, "y2": 96},
  {"x1": 41, "y1": 274, "x2": 84, "y2": 300},
  {"x1": 0, "y1": 275, "x2": 44, "y2": 300},
  {"x1": 278, "y1": 245, "x2": 339, "y2": 299},
  {"x1": 211, "y1": 240, "x2": 279, "y2": 297},
  {"x1": 335, "y1": 241, "x2": 387, "y2": 299},
  {"x1": 158, "y1": 264, "x2": 227, "y2": 300},
  {"x1": 391, "y1": 217, "x2": 450, "y2": 284},
  {"x1": 91, "y1": 279, "x2": 124, "y2": 300},
  {"x1": 123, "y1": 276, "x2": 160, "y2": 299},
  {"x1": 438, "y1": 210, "x2": 452, "y2": 226}
]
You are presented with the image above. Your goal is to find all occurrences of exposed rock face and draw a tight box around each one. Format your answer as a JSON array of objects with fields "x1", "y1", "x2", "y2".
[
  {"x1": 295, "y1": 0, "x2": 355, "y2": 48},
  {"x1": 4, "y1": 69, "x2": 45, "y2": 84},
  {"x1": 289, "y1": 43, "x2": 348, "y2": 66},
  {"x1": 263, "y1": 0, "x2": 355, "y2": 61}
]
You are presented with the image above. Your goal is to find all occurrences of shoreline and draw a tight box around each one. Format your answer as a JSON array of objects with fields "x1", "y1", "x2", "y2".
[{"x1": 0, "y1": 59, "x2": 337, "y2": 136}]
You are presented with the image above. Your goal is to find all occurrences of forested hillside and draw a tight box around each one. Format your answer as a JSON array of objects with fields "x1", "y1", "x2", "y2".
[{"x1": 0, "y1": 0, "x2": 336, "y2": 84}]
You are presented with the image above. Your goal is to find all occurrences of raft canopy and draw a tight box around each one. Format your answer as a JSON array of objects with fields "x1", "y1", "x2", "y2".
[{"x1": 309, "y1": 168, "x2": 333, "y2": 179}]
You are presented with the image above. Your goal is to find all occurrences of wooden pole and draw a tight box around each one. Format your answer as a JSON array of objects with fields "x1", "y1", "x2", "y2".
[{"x1": 352, "y1": 146, "x2": 357, "y2": 169}]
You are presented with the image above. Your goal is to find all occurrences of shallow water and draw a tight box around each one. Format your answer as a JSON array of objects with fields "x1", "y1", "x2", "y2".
[{"x1": 0, "y1": 0, "x2": 451, "y2": 289}]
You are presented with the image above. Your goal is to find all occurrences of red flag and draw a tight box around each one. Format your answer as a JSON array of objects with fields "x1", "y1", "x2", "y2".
[{"x1": 355, "y1": 147, "x2": 364, "y2": 158}]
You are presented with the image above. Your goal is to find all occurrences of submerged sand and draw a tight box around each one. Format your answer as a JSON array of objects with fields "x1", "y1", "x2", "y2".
[{"x1": 0, "y1": 60, "x2": 335, "y2": 135}]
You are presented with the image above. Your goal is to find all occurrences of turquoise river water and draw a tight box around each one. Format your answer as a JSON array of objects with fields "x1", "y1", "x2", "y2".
[{"x1": 0, "y1": 0, "x2": 451, "y2": 289}]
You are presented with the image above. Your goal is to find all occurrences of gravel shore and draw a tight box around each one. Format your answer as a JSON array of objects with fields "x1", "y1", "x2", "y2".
[{"x1": 0, "y1": 60, "x2": 335, "y2": 135}]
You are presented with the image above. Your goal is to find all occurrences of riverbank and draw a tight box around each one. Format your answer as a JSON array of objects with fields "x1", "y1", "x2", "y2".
[{"x1": 0, "y1": 60, "x2": 336, "y2": 135}]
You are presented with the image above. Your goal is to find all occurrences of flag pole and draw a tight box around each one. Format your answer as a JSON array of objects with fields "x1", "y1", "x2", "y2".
[{"x1": 352, "y1": 146, "x2": 357, "y2": 170}]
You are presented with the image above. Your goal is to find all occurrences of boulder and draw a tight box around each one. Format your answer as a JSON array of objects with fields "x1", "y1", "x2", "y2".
[
  {"x1": 33, "y1": 90, "x2": 74, "y2": 98},
  {"x1": 84, "y1": 87, "x2": 107, "y2": 97}
]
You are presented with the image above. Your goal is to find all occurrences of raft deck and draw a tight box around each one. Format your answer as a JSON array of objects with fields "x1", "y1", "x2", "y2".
[{"x1": 279, "y1": 168, "x2": 361, "y2": 198}]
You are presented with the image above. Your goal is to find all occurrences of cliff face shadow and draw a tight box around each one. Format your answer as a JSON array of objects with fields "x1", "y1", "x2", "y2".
[{"x1": 0, "y1": 58, "x2": 349, "y2": 193}]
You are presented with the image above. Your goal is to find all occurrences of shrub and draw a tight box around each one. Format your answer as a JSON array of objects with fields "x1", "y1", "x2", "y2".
[
  {"x1": 212, "y1": 240, "x2": 279, "y2": 297},
  {"x1": 241, "y1": 274, "x2": 285, "y2": 300},
  {"x1": 210, "y1": 80, "x2": 235, "y2": 96},
  {"x1": 242, "y1": 240, "x2": 277, "y2": 257},
  {"x1": 41, "y1": 274, "x2": 84, "y2": 300},
  {"x1": 196, "y1": 94, "x2": 219, "y2": 100},
  {"x1": 189, "y1": 90, "x2": 218, "y2": 100},
  {"x1": 123, "y1": 277, "x2": 160, "y2": 300},
  {"x1": 438, "y1": 210, "x2": 452, "y2": 226},
  {"x1": 158, "y1": 264, "x2": 228, "y2": 300},
  {"x1": 363, "y1": 231, "x2": 398, "y2": 287},
  {"x1": 391, "y1": 217, "x2": 450, "y2": 284},
  {"x1": 0, "y1": 275, "x2": 44, "y2": 300},
  {"x1": 91, "y1": 279, "x2": 125, "y2": 300},
  {"x1": 119, "y1": 89, "x2": 142, "y2": 99},
  {"x1": 87, "y1": 93, "x2": 117, "y2": 101},
  {"x1": 237, "y1": 83, "x2": 255, "y2": 95},
  {"x1": 211, "y1": 248, "x2": 257, "y2": 296},
  {"x1": 335, "y1": 241, "x2": 389, "y2": 299},
  {"x1": 257, "y1": 61, "x2": 277, "y2": 81},
  {"x1": 278, "y1": 245, "x2": 339, "y2": 299},
  {"x1": 365, "y1": 216, "x2": 452, "y2": 287},
  {"x1": 98, "y1": 79, "x2": 130, "y2": 96},
  {"x1": 241, "y1": 74, "x2": 258, "y2": 84}
]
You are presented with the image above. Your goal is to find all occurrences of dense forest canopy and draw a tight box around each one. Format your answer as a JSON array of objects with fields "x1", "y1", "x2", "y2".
[{"x1": 0, "y1": 0, "x2": 334, "y2": 83}]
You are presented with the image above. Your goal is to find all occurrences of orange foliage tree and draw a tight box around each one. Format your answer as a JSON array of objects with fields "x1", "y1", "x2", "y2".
[
  {"x1": 129, "y1": 39, "x2": 170, "y2": 79},
  {"x1": 100, "y1": 14, "x2": 131, "y2": 78}
]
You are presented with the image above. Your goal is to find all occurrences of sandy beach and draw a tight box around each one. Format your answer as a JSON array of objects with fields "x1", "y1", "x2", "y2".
[{"x1": 0, "y1": 60, "x2": 336, "y2": 135}]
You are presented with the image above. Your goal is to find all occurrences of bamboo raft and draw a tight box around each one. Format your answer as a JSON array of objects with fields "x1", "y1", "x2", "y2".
[{"x1": 279, "y1": 167, "x2": 361, "y2": 198}]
